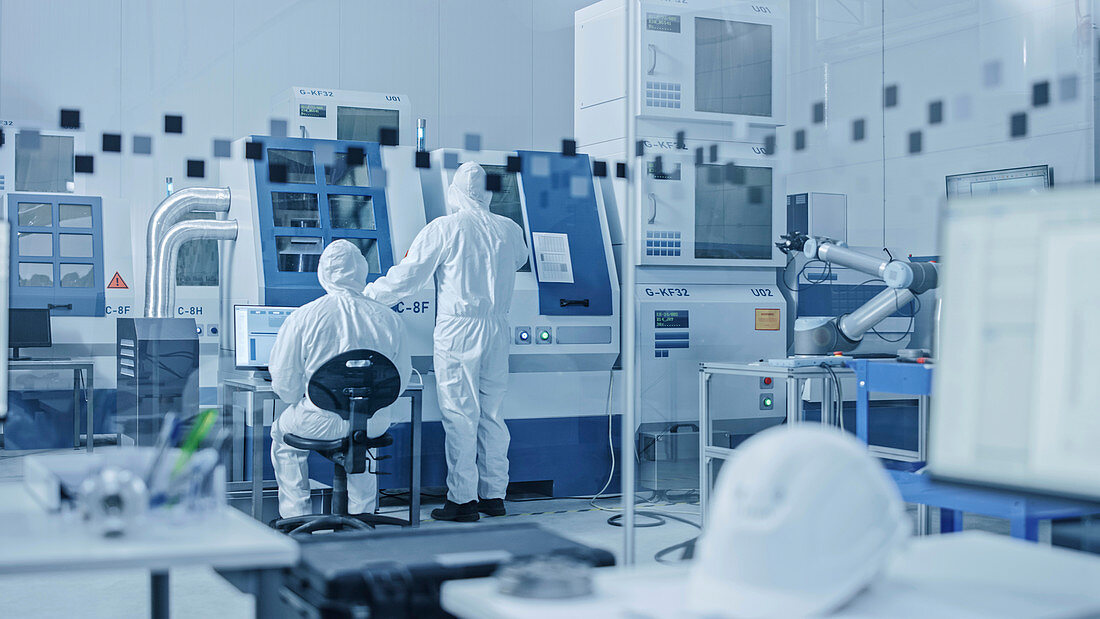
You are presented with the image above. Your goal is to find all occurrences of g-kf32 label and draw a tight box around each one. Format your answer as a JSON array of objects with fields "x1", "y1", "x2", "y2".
[{"x1": 645, "y1": 288, "x2": 690, "y2": 297}]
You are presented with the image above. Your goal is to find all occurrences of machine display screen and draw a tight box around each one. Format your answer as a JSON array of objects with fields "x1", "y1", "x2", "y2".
[
  {"x1": 655, "y1": 310, "x2": 689, "y2": 329},
  {"x1": 647, "y1": 13, "x2": 680, "y2": 33},
  {"x1": 647, "y1": 160, "x2": 681, "y2": 181},
  {"x1": 337, "y1": 106, "x2": 399, "y2": 144},
  {"x1": 234, "y1": 305, "x2": 295, "y2": 370},
  {"x1": 482, "y1": 164, "x2": 531, "y2": 272},
  {"x1": 694, "y1": 164, "x2": 772, "y2": 260},
  {"x1": 299, "y1": 104, "x2": 327, "y2": 118},
  {"x1": 695, "y1": 18, "x2": 772, "y2": 117}
]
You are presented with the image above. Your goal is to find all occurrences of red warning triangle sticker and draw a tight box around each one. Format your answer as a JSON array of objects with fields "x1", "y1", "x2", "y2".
[{"x1": 108, "y1": 272, "x2": 128, "y2": 289}]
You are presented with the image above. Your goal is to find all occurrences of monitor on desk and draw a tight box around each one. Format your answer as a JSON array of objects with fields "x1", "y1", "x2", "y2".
[
  {"x1": 945, "y1": 165, "x2": 1051, "y2": 198},
  {"x1": 233, "y1": 305, "x2": 295, "y2": 370},
  {"x1": 929, "y1": 185, "x2": 1100, "y2": 501},
  {"x1": 9, "y1": 308, "x2": 52, "y2": 359}
]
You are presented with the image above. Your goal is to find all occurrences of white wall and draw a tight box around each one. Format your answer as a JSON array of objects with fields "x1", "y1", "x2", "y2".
[{"x1": 785, "y1": 0, "x2": 1094, "y2": 256}]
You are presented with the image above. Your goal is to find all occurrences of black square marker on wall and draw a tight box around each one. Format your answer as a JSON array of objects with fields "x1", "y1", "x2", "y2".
[
  {"x1": 852, "y1": 118, "x2": 866, "y2": 141},
  {"x1": 635, "y1": 140, "x2": 645, "y2": 157},
  {"x1": 1010, "y1": 112, "x2": 1027, "y2": 138},
  {"x1": 102, "y1": 133, "x2": 122, "y2": 153},
  {"x1": 75, "y1": 155, "x2": 94, "y2": 174},
  {"x1": 708, "y1": 144, "x2": 718, "y2": 162},
  {"x1": 1032, "y1": 81, "x2": 1050, "y2": 107},
  {"x1": 486, "y1": 173, "x2": 502, "y2": 192},
  {"x1": 213, "y1": 139, "x2": 231, "y2": 158},
  {"x1": 884, "y1": 85, "x2": 898, "y2": 108},
  {"x1": 764, "y1": 134, "x2": 776, "y2": 155},
  {"x1": 694, "y1": 147, "x2": 704, "y2": 165},
  {"x1": 414, "y1": 150, "x2": 430, "y2": 169},
  {"x1": 506, "y1": 155, "x2": 522, "y2": 173},
  {"x1": 60, "y1": 109, "x2": 80, "y2": 129},
  {"x1": 928, "y1": 101, "x2": 943, "y2": 125},
  {"x1": 187, "y1": 159, "x2": 205, "y2": 178},
  {"x1": 379, "y1": 127, "x2": 398, "y2": 146},
  {"x1": 908, "y1": 131, "x2": 922, "y2": 154},
  {"x1": 794, "y1": 129, "x2": 806, "y2": 151},
  {"x1": 245, "y1": 141, "x2": 264, "y2": 160},
  {"x1": 812, "y1": 101, "x2": 824, "y2": 123},
  {"x1": 616, "y1": 162, "x2": 627, "y2": 179},
  {"x1": 268, "y1": 163, "x2": 288, "y2": 183},
  {"x1": 592, "y1": 160, "x2": 607, "y2": 177},
  {"x1": 346, "y1": 146, "x2": 365, "y2": 166},
  {"x1": 133, "y1": 135, "x2": 153, "y2": 155},
  {"x1": 0, "y1": 128, "x2": 5, "y2": 148},
  {"x1": 164, "y1": 114, "x2": 183, "y2": 134},
  {"x1": 652, "y1": 156, "x2": 664, "y2": 177},
  {"x1": 675, "y1": 131, "x2": 685, "y2": 149},
  {"x1": 562, "y1": 139, "x2": 577, "y2": 156}
]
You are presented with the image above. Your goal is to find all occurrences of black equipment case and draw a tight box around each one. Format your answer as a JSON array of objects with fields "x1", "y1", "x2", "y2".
[{"x1": 277, "y1": 522, "x2": 616, "y2": 618}]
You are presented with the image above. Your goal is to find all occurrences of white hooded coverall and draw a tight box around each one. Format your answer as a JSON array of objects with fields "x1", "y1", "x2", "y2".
[
  {"x1": 364, "y1": 162, "x2": 527, "y2": 504},
  {"x1": 269, "y1": 240, "x2": 411, "y2": 519}
]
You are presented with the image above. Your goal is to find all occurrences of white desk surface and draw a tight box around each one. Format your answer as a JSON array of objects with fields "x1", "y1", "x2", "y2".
[
  {"x1": 442, "y1": 531, "x2": 1100, "y2": 618},
  {"x1": 0, "y1": 483, "x2": 298, "y2": 574}
]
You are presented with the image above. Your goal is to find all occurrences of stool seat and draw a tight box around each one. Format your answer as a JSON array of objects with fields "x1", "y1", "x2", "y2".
[{"x1": 284, "y1": 434, "x2": 346, "y2": 453}]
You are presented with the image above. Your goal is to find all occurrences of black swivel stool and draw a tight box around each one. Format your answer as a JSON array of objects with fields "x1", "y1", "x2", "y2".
[{"x1": 273, "y1": 349, "x2": 409, "y2": 535}]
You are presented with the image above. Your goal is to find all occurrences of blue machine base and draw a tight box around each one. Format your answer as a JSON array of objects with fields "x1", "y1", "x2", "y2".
[{"x1": 244, "y1": 414, "x2": 623, "y2": 498}]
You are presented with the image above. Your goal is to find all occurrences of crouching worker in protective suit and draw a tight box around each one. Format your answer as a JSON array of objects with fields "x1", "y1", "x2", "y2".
[
  {"x1": 269, "y1": 239, "x2": 411, "y2": 519},
  {"x1": 365, "y1": 162, "x2": 527, "y2": 522}
]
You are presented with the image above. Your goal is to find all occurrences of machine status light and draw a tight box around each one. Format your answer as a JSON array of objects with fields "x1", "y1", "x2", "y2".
[
  {"x1": 763, "y1": 397, "x2": 773, "y2": 407},
  {"x1": 763, "y1": 377, "x2": 772, "y2": 385},
  {"x1": 520, "y1": 331, "x2": 530, "y2": 341},
  {"x1": 539, "y1": 331, "x2": 550, "y2": 341}
]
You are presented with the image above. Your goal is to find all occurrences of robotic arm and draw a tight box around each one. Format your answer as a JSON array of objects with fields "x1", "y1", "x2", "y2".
[{"x1": 777, "y1": 234, "x2": 939, "y2": 355}]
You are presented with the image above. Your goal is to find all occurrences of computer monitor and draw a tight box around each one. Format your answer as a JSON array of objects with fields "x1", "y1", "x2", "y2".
[
  {"x1": 945, "y1": 165, "x2": 1051, "y2": 198},
  {"x1": 233, "y1": 305, "x2": 295, "y2": 370},
  {"x1": 9, "y1": 308, "x2": 52, "y2": 360},
  {"x1": 929, "y1": 185, "x2": 1100, "y2": 501}
]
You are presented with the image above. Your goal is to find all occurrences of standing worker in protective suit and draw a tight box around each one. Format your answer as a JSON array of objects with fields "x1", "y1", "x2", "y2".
[
  {"x1": 365, "y1": 161, "x2": 527, "y2": 522},
  {"x1": 269, "y1": 240, "x2": 411, "y2": 519}
]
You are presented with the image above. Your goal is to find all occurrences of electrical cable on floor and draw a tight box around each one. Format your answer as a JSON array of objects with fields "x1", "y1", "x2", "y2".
[{"x1": 821, "y1": 363, "x2": 845, "y2": 432}]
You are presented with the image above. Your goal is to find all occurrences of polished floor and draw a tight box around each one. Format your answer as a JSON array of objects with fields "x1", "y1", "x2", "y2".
[{"x1": 0, "y1": 450, "x2": 1044, "y2": 619}]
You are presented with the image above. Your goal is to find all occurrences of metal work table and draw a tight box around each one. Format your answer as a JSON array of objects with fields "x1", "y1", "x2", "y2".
[
  {"x1": 7, "y1": 359, "x2": 100, "y2": 453},
  {"x1": 220, "y1": 374, "x2": 425, "y2": 525},
  {"x1": 698, "y1": 361, "x2": 851, "y2": 524},
  {"x1": 0, "y1": 481, "x2": 298, "y2": 619}
]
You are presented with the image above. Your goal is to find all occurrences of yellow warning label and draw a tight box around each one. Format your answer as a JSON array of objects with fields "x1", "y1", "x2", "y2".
[
  {"x1": 755, "y1": 308, "x2": 781, "y2": 331},
  {"x1": 108, "y1": 272, "x2": 128, "y2": 289}
]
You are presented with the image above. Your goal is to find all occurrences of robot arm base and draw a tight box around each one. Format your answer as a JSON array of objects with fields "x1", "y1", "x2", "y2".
[{"x1": 792, "y1": 317, "x2": 861, "y2": 356}]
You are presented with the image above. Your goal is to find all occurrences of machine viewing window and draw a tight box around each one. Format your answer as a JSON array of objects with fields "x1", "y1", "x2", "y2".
[
  {"x1": 15, "y1": 133, "x2": 74, "y2": 193},
  {"x1": 326, "y1": 153, "x2": 371, "y2": 186},
  {"x1": 335, "y1": 237, "x2": 382, "y2": 274},
  {"x1": 271, "y1": 192, "x2": 320, "y2": 227},
  {"x1": 268, "y1": 149, "x2": 316, "y2": 184},
  {"x1": 176, "y1": 212, "x2": 219, "y2": 287},
  {"x1": 694, "y1": 164, "x2": 772, "y2": 260},
  {"x1": 276, "y1": 236, "x2": 322, "y2": 272},
  {"x1": 482, "y1": 165, "x2": 531, "y2": 272},
  {"x1": 329, "y1": 195, "x2": 376, "y2": 230},
  {"x1": 8, "y1": 194, "x2": 104, "y2": 315},
  {"x1": 337, "y1": 106, "x2": 400, "y2": 143},
  {"x1": 695, "y1": 17, "x2": 772, "y2": 117}
]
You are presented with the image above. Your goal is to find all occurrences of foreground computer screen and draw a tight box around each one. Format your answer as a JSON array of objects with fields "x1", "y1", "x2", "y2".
[
  {"x1": 233, "y1": 305, "x2": 295, "y2": 370},
  {"x1": 930, "y1": 185, "x2": 1100, "y2": 501}
]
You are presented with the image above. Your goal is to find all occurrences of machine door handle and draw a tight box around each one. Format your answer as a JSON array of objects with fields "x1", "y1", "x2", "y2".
[
  {"x1": 560, "y1": 298, "x2": 590, "y2": 308},
  {"x1": 47, "y1": 303, "x2": 72, "y2": 311},
  {"x1": 647, "y1": 44, "x2": 657, "y2": 75},
  {"x1": 648, "y1": 193, "x2": 657, "y2": 224}
]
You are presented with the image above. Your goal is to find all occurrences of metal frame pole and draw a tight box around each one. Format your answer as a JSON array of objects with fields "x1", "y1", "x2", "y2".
[{"x1": 621, "y1": 0, "x2": 640, "y2": 565}]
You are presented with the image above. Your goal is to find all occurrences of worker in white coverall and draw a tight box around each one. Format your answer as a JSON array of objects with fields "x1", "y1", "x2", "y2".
[
  {"x1": 365, "y1": 161, "x2": 527, "y2": 522},
  {"x1": 270, "y1": 240, "x2": 411, "y2": 519}
]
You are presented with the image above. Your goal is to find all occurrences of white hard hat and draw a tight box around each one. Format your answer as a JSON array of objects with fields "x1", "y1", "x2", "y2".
[{"x1": 688, "y1": 425, "x2": 909, "y2": 618}]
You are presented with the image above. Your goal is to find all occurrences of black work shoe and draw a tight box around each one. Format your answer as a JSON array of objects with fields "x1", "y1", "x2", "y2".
[
  {"x1": 431, "y1": 500, "x2": 479, "y2": 522},
  {"x1": 478, "y1": 497, "x2": 506, "y2": 517}
]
